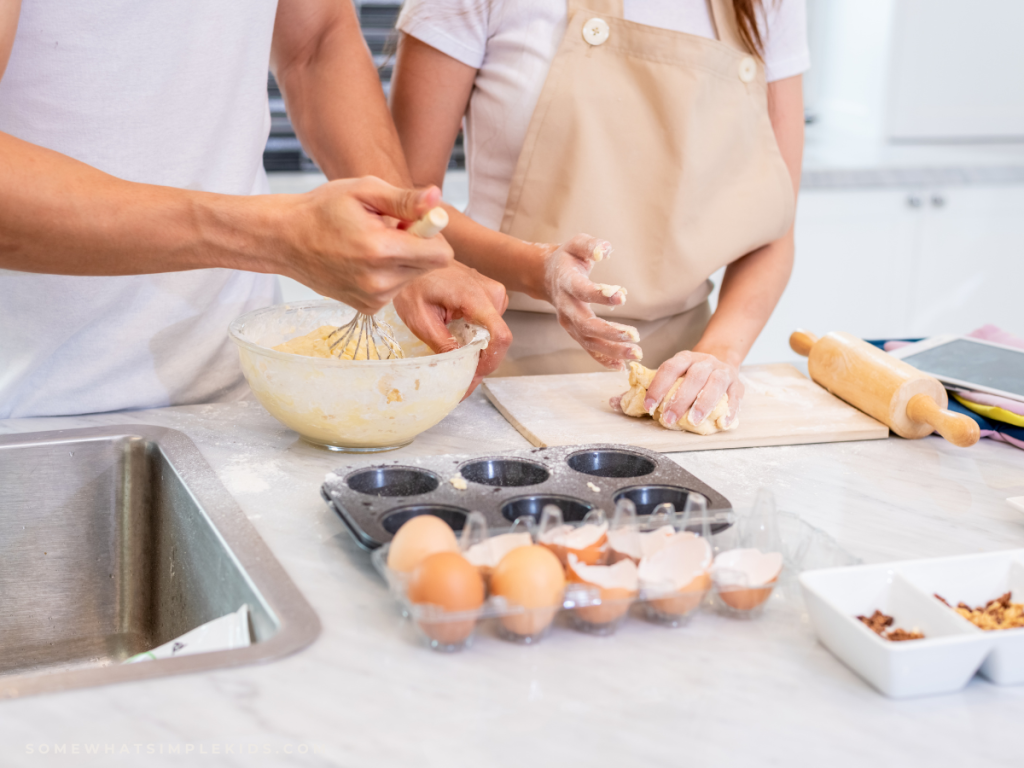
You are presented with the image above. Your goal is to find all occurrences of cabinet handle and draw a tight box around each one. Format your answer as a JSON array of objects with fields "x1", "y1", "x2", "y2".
[
  {"x1": 931, "y1": 194, "x2": 946, "y2": 208},
  {"x1": 906, "y1": 194, "x2": 923, "y2": 208}
]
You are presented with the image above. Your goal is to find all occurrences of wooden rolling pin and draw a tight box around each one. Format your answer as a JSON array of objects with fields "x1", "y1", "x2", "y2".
[{"x1": 790, "y1": 330, "x2": 980, "y2": 447}]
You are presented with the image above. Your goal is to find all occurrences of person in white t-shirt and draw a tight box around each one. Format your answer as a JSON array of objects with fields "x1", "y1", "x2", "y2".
[
  {"x1": 0, "y1": 0, "x2": 511, "y2": 419},
  {"x1": 391, "y1": 0, "x2": 808, "y2": 430}
]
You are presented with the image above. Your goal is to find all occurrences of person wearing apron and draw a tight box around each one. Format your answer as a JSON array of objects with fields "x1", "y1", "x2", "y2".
[{"x1": 391, "y1": 0, "x2": 807, "y2": 428}]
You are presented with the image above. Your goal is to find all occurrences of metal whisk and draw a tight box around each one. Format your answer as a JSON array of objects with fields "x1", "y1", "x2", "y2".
[
  {"x1": 328, "y1": 312, "x2": 404, "y2": 360},
  {"x1": 328, "y1": 206, "x2": 449, "y2": 360}
]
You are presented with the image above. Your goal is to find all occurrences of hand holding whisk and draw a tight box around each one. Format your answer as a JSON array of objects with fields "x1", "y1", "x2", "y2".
[{"x1": 328, "y1": 207, "x2": 450, "y2": 360}]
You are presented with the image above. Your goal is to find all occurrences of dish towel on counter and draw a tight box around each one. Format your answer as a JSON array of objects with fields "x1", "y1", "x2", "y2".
[{"x1": 868, "y1": 325, "x2": 1024, "y2": 451}]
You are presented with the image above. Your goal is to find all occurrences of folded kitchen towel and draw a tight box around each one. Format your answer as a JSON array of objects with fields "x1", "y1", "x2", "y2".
[{"x1": 952, "y1": 392, "x2": 1024, "y2": 426}]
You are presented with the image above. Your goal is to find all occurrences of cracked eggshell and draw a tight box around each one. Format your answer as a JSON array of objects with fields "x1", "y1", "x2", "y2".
[
  {"x1": 712, "y1": 549, "x2": 783, "y2": 611},
  {"x1": 463, "y1": 532, "x2": 533, "y2": 585},
  {"x1": 638, "y1": 533, "x2": 713, "y2": 617},
  {"x1": 407, "y1": 552, "x2": 485, "y2": 644},
  {"x1": 567, "y1": 554, "x2": 639, "y2": 625},
  {"x1": 490, "y1": 545, "x2": 566, "y2": 637},
  {"x1": 387, "y1": 515, "x2": 460, "y2": 573},
  {"x1": 608, "y1": 525, "x2": 675, "y2": 564},
  {"x1": 539, "y1": 522, "x2": 608, "y2": 566}
]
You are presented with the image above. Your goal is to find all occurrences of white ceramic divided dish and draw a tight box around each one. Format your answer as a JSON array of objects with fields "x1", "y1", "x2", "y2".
[
  {"x1": 801, "y1": 565, "x2": 994, "y2": 698},
  {"x1": 229, "y1": 300, "x2": 489, "y2": 452},
  {"x1": 898, "y1": 550, "x2": 1024, "y2": 685}
]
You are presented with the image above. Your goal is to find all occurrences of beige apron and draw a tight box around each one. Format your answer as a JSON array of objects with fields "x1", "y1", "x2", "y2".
[{"x1": 494, "y1": 0, "x2": 795, "y2": 376}]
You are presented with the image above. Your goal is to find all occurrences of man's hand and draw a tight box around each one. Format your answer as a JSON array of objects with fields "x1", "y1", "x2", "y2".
[
  {"x1": 541, "y1": 234, "x2": 643, "y2": 371},
  {"x1": 643, "y1": 351, "x2": 743, "y2": 429},
  {"x1": 277, "y1": 177, "x2": 453, "y2": 314},
  {"x1": 393, "y1": 262, "x2": 512, "y2": 397}
]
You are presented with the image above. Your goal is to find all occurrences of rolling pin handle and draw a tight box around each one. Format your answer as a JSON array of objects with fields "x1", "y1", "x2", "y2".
[
  {"x1": 906, "y1": 394, "x2": 981, "y2": 448},
  {"x1": 789, "y1": 330, "x2": 819, "y2": 358}
]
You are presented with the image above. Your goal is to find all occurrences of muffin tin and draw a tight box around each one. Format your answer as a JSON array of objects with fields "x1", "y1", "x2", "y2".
[{"x1": 321, "y1": 444, "x2": 732, "y2": 550}]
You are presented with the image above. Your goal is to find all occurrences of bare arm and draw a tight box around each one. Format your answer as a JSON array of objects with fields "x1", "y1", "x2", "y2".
[
  {"x1": 391, "y1": 33, "x2": 641, "y2": 367},
  {"x1": 646, "y1": 75, "x2": 805, "y2": 427},
  {"x1": 271, "y1": 0, "x2": 409, "y2": 184},
  {"x1": 0, "y1": 1, "x2": 452, "y2": 314},
  {"x1": 0, "y1": 0, "x2": 19, "y2": 79},
  {"x1": 391, "y1": 33, "x2": 546, "y2": 293},
  {"x1": 270, "y1": 6, "x2": 512, "y2": 382}
]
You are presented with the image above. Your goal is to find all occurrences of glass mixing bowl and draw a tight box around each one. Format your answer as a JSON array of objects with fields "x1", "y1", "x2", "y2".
[{"x1": 229, "y1": 300, "x2": 489, "y2": 452}]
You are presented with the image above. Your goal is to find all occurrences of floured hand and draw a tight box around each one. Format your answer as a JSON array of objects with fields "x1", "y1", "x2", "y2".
[
  {"x1": 612, "y1": 361, "x2": 739, "y2": 435},
  {"x1": 540, "y1": 234, "x2": 642, "y2": 371}
]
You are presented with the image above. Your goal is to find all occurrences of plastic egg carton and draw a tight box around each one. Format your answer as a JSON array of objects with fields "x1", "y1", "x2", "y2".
[
  {"x1": 321, "y1": 443, "x2": 733, "y2": 551},
  {"x1": 370, "y1": 537, "x2": 648, "y2": 650},
  {"x1": 800, "y1": 549, "x2": 1024, "y2": 698},
  {"x1": 363, "y1": 500, "x2": 858, "y2": 653}
]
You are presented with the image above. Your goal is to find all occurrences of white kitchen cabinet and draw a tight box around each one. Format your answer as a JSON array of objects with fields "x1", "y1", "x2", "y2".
[
  {"x1": 911, "y1": 186, "x2": 1024, "y2": 336},
  {"x1": 744, "y1": 188, "x2": 921, "y2": 364},
  {"x1": 743, "y1": 184, "x2": 1024, "y2": 365}
]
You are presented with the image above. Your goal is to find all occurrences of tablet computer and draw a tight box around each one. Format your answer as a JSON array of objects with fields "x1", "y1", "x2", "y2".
[{"x1": 889, "y1": 336, "x2": 1024, "y2": 403}]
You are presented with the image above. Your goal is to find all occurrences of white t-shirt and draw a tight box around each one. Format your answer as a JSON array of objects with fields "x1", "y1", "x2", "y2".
[
  {"x1": 0, "y1": 0, "x2": 280, "y2": 418},
  {"x1": 399, "y1": 0, "x2": 810, "y2": 231}
]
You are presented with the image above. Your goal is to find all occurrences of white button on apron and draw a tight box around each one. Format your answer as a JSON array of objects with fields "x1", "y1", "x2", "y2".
[
  {"x1": 738, "y1": 55, "x2": 757, "y2": 83},
  {"x1": 582, "y1": 17, "x2": 610, "y2": 46}
]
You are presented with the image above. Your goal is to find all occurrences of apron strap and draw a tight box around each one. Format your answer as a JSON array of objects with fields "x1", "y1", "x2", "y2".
[
  {"x1": 568, "y1": 0, "x2": 624, "y2": 18},
  {"x1": 707, "y1": 0, "x2": 748, "y2": 53}
]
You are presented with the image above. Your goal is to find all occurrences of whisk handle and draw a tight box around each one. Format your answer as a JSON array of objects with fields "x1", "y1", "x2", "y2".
[{"x1": 406, "y1": 207, "x2": 449, "y2": 239}]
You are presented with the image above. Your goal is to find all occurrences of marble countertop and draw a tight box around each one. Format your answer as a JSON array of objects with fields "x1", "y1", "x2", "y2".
[
  {"x1": 801, "y1": 125, "x2": 1024, "y2": 190},
  {"x1": 2, "y1": 394, "x2": 1023, "y2": 767}
]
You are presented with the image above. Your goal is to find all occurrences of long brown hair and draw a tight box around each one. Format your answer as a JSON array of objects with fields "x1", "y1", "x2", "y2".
[{"x1": 733, "y1": 0, "x2": 767, "y2": 59}]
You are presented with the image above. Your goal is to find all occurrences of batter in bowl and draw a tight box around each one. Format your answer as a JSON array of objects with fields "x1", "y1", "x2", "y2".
[{"x1": 274, "y1": 325, "x2": 404, "y2": 361}]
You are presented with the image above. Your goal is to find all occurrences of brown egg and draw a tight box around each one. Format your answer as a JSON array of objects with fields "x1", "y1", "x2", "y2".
[
  {"x1": 407, "y1": 552, "x2": 485, "y2": 644},
  {"x1": 386, "y1": 515, "x2": 459, "y2": 573},
  {"x1": 567, "y1": 555, "x2": 638, "y2": 625},
  {"x1": 490, "y1": 545, "x2": 566, "y2": 638},
  {"x1": 463, "y1": 531, "x2": 533, "y2": 588}
]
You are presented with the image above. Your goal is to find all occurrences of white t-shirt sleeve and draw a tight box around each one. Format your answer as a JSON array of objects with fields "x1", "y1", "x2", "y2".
[
  {"x1": 761, "y1": 0, "x2": 810, "y2": 82},
  {"x1": 397, "y1": 0, "x2": 490, "y2": 70}
]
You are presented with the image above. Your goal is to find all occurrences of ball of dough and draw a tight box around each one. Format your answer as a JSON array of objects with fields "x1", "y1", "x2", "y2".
[{"x1": 617, "y1": 363, "x2": 738, "y2": 435}]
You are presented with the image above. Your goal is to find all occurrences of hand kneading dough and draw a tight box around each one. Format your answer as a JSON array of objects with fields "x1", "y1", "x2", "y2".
[{"x1": 618, "y1": 362, "x2": 737, "y2": 436}]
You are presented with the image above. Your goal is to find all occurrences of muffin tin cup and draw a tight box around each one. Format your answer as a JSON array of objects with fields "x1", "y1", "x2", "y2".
[{"x1": 322, "y1": 444, "x2": 732, "y2": 551}]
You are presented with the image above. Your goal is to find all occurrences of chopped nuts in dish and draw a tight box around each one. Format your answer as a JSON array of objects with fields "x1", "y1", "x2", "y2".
[
  {"x1": 857, "y1": 610, "x2": 925, "y2": 641},
  {"x1": 935, "y1": 592, "x2": 1024, "y2": 631}
]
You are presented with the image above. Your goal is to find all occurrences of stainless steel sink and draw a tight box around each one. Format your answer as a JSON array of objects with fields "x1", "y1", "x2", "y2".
[{"x1": 0, "y1": 425, "x2": 320, "y2": 698}]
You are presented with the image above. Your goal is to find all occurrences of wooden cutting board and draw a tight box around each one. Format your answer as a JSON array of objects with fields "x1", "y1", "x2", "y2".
[{"x1": 481, "y1": 363, "x2": 889, "y2": 452}]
